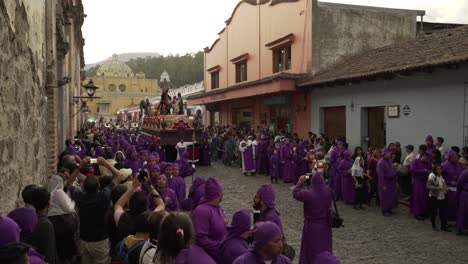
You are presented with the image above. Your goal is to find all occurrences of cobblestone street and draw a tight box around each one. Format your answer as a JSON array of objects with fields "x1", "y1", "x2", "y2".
[{"x1": 192, "y1": 162, "x2": 468, "y2": 264}]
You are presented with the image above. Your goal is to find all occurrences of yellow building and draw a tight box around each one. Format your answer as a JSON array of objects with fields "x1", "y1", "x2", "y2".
[{"x1": 85, "y1": 54, "x2": 159, "y2": 120}]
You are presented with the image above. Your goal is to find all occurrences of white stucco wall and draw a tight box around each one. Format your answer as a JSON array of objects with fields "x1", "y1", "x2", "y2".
[{"x1": 309, "y1": 65, "x2": 468, "y2": 150}]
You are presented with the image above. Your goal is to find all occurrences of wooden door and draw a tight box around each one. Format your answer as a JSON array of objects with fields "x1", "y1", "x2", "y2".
[
  {"x1": 324, "y1": 107, "x2": 346, "y2": 140},
  {"x1": 368, "y1": 107, "x2": 385, "y2": 148}
]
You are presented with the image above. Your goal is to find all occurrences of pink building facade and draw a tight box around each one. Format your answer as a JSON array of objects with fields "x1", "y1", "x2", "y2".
[{"x1": 188, "y1": 0, "x2": 312, "y2": 137}]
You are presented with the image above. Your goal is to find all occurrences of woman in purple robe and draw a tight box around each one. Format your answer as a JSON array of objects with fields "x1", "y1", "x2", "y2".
[
  {"x1": 280, "y1": 138, "x2": 294, "y2": 183},
  {"x1": 219, "y1": 209, "x2": 252, "y2": 264},
  {"x1": 270, "y1": 149, "x2": 281, "y2": 184},
  {"x1": 457, "y1": 169, "x2": 468, "y2": 235},
  {"x1": 410, "y1": 151, "x2": 433, "y2": 219},
  {"x1": 293, "y1": 173, "x2": 333, "y2": 264},
  {"x1": 170, "y1": 164, "x2": 187, "y2": 203},
  {"x1": 232, "y1": 221, "x2": 291, "y2": 264},
  {"x1": 191, "y1": 177, "x2": 227, "y2": 259},
  {"x1": 378, "y1": 147, "x2": 399, "y2": 216},
  {"x1": 181, "y1": 177, "x2": 206, "y2": 211},
  {"x1": 442, "y1": 150, "x2": 464, "y2": 222},
  {"x1": 155, "y1": 174, "x2": 180, "y2": 212},
  {"x1": 339, "y1": 150, "x2": 355, "y2": 204}
]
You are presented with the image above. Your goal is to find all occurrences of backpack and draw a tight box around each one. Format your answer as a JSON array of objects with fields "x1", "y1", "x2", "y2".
[{"x1": 117, "y1": 237, "x2": 146, "y2": 264}]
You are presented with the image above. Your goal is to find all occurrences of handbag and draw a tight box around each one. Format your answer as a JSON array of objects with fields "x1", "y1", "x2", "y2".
[
  {"x1": 282, "y1": 242, "x2": 296, "y2": 261},
  {"x1": 331, "y1": 196, "x2": 344, "y2": 228}
]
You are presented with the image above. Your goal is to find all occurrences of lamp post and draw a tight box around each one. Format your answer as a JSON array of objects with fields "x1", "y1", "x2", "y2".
[{"x1": 73, "y1": 79, "x2": 101, "y2": 117}]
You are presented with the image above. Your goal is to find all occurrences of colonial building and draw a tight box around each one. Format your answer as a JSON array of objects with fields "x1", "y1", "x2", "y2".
[
  {"x1": 85, "y1": 55, "x2": 159, "y2": 120},
  {"x1": 298, "y1": 26, "x2": 468, "y2": 150},
  {"x1": 187, "y1": 0, "x2": 424, "y2": 137},
  {"x1": 0, "y1": 0, "x2": 85, "y2": 213}
]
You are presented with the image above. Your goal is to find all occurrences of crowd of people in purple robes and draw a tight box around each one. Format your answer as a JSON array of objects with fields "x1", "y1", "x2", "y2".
[{"x1": 2, "y1": 120, "x2": 468, "y2": 264}]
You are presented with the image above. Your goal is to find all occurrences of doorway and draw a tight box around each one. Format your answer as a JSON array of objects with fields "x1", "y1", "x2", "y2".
[
  {"x1": 323, "y1": 106, "x2": 346, "y2": 140},
  {"x1": 368, "y1": 107, "x2": 386, "y2": 148},
  {"x1": 233, "y1": 108, "x2": 252, "y2": 129}
]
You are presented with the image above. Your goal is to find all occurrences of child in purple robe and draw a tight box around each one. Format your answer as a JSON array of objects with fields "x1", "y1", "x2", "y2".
[
  {"x1": 191, "y1": 177, "x2": 227, "y2": 259},
  {"x1": 442, "y1": 150, "x2": 464, "y2": 222},
  {"x1": 457, "y1": 169, "x2": 468, "y2": 235},
  {"x1": 232, "y1": 221, "x2": 291, "y2": 264},
  {"x1": 219, "y1": 209, "x2": 252, "y2": 264},
  {"x1": 154, "y1": 212, "x2": 216, "y2": 264},
  {"x1": 410, "y1": 151, "x2": 433, "y2": 220},
  {"x1": 293, "y1": 173, "x2": 333, "y2": 264},
  {"x1": 378, "y1": 147, "x2": 399, "y2": 216},
  {"x1": 270, "y1": 149, "x2": 281, "y2": 184}
]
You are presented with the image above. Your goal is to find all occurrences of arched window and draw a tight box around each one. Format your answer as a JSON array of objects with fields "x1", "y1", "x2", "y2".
[
  {"x1": 119, "y1": 84, "x2": 126, "y2": 92},
  {"x1": 108, "y1": 84, "x2": 116, "y2": 92}
]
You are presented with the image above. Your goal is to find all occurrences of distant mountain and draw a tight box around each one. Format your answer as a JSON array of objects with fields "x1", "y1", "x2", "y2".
[{"x1": 84, "y1": 52, "x2": 160, "y2": 70}]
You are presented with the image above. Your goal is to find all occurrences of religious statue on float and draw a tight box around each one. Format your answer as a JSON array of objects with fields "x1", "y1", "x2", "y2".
[{"x1": 157, "y1": 78, "x2": 172, "y2": 115}]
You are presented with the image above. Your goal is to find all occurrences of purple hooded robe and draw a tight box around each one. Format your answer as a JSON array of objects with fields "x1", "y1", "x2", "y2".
[
  {"x1": 328, "y1": 144, "x2": 342, "y2": 191},
  {"x1": 280, "y1": 143, "x2": 294, "y2": 183},
  {"x1": 294, "y1": 144, "x2": 309, "y2": 184},
  {"x1": 156, "y1": 175, "x2": 180, "y2": 212},
  {"x1": 377, "y1": 148, "x2": 399, "y2": 211},
  {"x1": 442, "y1": 150, "x2": 464, "y2": 221},
  {"x1": 241, "y1": 142, "x2": 256, "y2": 173},
  {"x1": 176, "y1": 244, "x2": 217, "y2": 264},
  {"x1": 167, "y1": 164, "x2": 186, "y2": 204},
  {"x1": 257, "y1": 184, "x2": 285, "y2": 240},
  {"x1": 233, "y1": 222, "x2": 292, "y2": 264},
  {"x1": 219, "y1": 209, "x2": 251, "y2": 264},
  {"x1": 314, "y1": 251, "x2": 341, "y2": 264},
  {"x1": 410, "y1": 152, "x2": 432, "y2": 216},
  {"x1": 270, "y1": 151, "x2": 281, "y2": 178},
  {"x1": 338, "y1": 150, "x2": 354, "y2": 204},
  {"x1": 181, "y1": 177, "x2": 206, "y2": 211},
  {"x1": 293, "y1": 174, "x2": 333, "y2": 264},
  {"x1": 175, "y1": 151, "x2": 195, "y2": 178},
  {"x1": 457, "y1": 169, "x2": 468, "y2": 234},
  {"x1": 191, "y1": 177, "x2": 227, "y2": 257},
  {"x1": 7, "y1": 207, "x2": 38, "y2": 242}
]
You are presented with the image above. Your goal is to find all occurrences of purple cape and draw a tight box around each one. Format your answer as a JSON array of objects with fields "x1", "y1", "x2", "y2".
[{"x1": 377, "y1": 157, "x2": 398, "y2": 211}]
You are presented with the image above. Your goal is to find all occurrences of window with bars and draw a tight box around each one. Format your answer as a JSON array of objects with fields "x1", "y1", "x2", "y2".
[{"x1": 273, "y1": 45, "x2": 291, "y2": 73}]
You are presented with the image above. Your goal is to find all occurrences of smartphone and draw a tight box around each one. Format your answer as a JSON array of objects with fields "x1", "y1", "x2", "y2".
[{"x1": 90, "y1": 158, "x2": 98, "y2": 164}]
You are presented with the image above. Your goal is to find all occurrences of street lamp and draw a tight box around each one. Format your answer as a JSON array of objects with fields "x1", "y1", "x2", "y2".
[
  {"x1": 73, "y1": 79, "x2": 100, "y2": 117},
  {"x1": 84, "y1": 79, "x2": 99, "y2": 98}
]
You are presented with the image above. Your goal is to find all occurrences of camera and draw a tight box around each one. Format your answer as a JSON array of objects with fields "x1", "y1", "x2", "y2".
[
  {"x1": 90, "y1": 158, "x2": 98, "y2": 164},
  {"x1": 137, "y1": 170, "x2": 148, "y2": 183},
  {"x1": 304, "y1": 173, "x2": 312, "y2": 186}
]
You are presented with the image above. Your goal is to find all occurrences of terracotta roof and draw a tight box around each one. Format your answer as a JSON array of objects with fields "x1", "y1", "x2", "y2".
[
  {"x1": 298, "y1": 25, "x2": 468, "y2": 87},
  {"x1": 187, "y1": 72, "x2": 306, "y2": 100}
]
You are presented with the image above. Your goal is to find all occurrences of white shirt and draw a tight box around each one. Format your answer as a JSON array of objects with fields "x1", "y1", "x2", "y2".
[
  {"x1": 139, "y1": 240, "x2": 157, "y2": 264},
  {"x1": 403, "y1": 152, "x2": 416, "y2": 166},
  {"x1": 428, "y1": 173, "x2": 446, "y2": 200}
]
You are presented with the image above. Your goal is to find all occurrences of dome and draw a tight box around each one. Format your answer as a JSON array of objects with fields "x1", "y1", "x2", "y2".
[
  {"x1": 160, "y1": 70, "x2": 170, "y2": 83},
  {"x1": 96, "y1": 54, "x2": 134, "y2": 77}
]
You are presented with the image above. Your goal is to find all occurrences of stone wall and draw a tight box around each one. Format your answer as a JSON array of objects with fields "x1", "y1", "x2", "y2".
[
  {"x1": 0, "y1": 0, "x2": 85, "y2": 214},
  {"x1": 312, "y1": 1, "x2": 422, "y2": 73},
  {"x1": 0, "y1": 0, "x2": 49, "y2": 213}
]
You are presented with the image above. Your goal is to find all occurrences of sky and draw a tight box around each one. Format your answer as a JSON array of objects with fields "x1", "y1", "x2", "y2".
[{"x1": 82, "y1": 0, "x2": 468, "y2": 64}]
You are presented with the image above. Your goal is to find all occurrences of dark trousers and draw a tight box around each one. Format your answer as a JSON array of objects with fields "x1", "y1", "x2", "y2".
[
  {"x1": 398, "y1": 171, "x2": 412, "y2": 197},
  {"x1": 368, "y1": 178, "x2": 379, "y2": 206},
  {"x1": 354, "y1": 177, "x2": 368, "y2": 206},
  {"x1": 429, "y1": 196, "x2": 448, "y2": 228}
]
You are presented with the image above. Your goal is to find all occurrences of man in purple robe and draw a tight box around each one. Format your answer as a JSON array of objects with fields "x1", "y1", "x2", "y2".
[
  {"x1": 219, "y1": 209, "x2": 252, "y2": 264},
  {"x1": 328, "y1": 142, "x2": 344, "y2": 194},
  {"x1": 124, "y1": 147, "x2": 142, "y2": 174},
  {"x1": 410, "y1": 151, "x2": 433, "y2": 220},
  {"x1": 232, "y1": 221, "x2": 291, "y2": 264},
  {"x1": 169, "y1": 164, "x2": 186, "y2": 203},
  {"x1": 425, "y1": 135, "x2": 437, "y2": 152},
  {"x1": 175, "y1": 151, "x2": 195, "y2": 178},
  {"x1": 253, "y1": 184, "x2": 285, "y2": 240},
  {"x1": 378, "y1": 147, "x2": 399, "y2": 216},
  {"x1": 442, "y1": 150, "x2": 464, "y2": 222},
  {"x1": 293, "y1": 173, "x2": 333, "y2": 264},
  {"x1": 338, "y1": 150, "x2": 354, "y2": 204},
  {"x1": 457, "y1": 169, "x2": 468, "y2": 235},
  {"x1": 181, "y1": 177, "x2": 206, "y2": 211},
  {"x1": 240, "y1": 137, "x2": 256, "y2": 176},
  {"x1": 280, "y1": 137, "x2": 294, "y2": 183},
  {"x1": 270, "y1": 149, "x2": 281, "y2": 184},
  {"x1": 191, "y1": 177, "x2": 227, "y2": 259}
]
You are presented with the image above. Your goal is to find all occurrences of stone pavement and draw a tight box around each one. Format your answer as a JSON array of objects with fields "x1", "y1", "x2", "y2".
[{"x1": 189, "y1": 162, "x2": 468, "y2": 264}]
